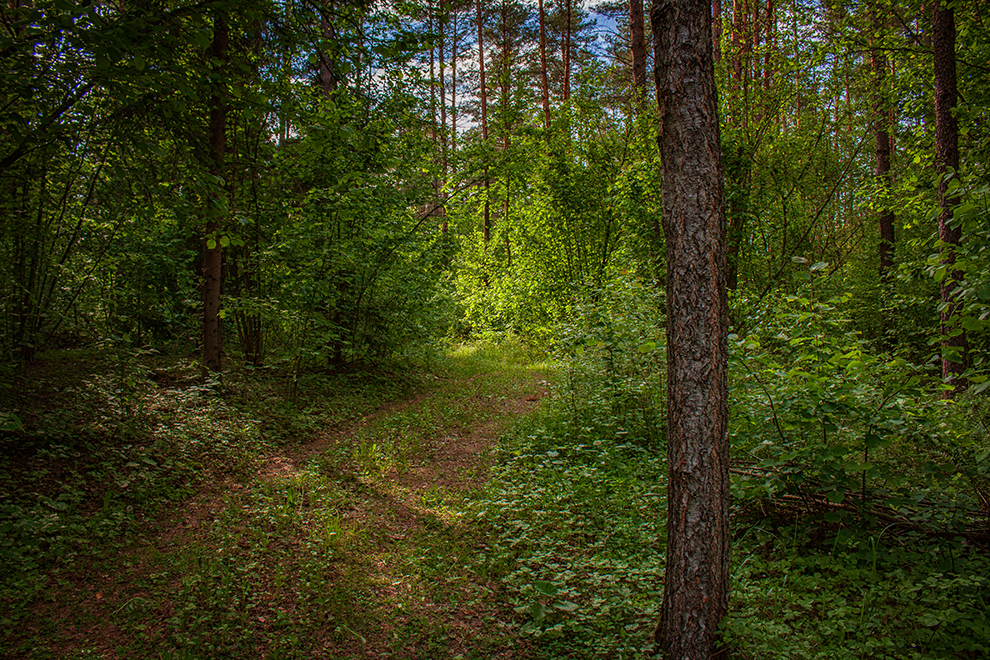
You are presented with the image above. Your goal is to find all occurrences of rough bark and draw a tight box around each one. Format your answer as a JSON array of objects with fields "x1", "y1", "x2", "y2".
[
  {"x1": 651, "y1": 0, "x2": 730, "y2": 656},
  {"x1": 871, "y1": 15, "x2": 894, "y2": 276},
  {"x1": 477, "y1": 0, "x2": 491, "y2": 243},
  {"x1": 713, "y1": 0, "x2": 722, "y2": 62},
  {"x1": 933, "y1": 2, "x2": 967, "y2": 394},
  {"x1": 539, "y1": 0, "x2": 551, "y2": 128},
  {"x1": 629, "y1": 0, "x2": 647, "y2": 103},
  {"x1": 203, "y1": 12, "x2": 228, "y2": 373},
  {"x1": 563, "y1": 0, "x2": 571, "y2": 101},
  {"x1": 318, "y1": 6, "x2": 337, "y2": 95}
]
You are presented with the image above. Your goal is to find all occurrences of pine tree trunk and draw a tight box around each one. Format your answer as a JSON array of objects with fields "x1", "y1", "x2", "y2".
[
  {"x1": 318, "y1": 6, "x2": 336, "y2": 95},
  {"x1": 477, "y1": 0, "x2": 491, "y2": 244},
  {"x1": 651, "y1": 0, "x2": 730, "y2": 656},
  {"x1": 203, "y1": 12, "x2": 228, "y2": 373},
  {"x1": 871, "y1": 17, "x2": 894, "y2": 276},
  {"x1": 629, "y1": 0, "x2": 647, "y2": 103},
  {"x1": 539, "y1": 0, "x2": 551, "y2": 128},
  {"x1": 563, "y1": 0, "x2": 571, "y2": 101},
  {"x1": 933, "y1": 2, "x2": 967, "y2": 394},
  {"x1": 451, "y1": 7, "x2": 458, "y2": 154}
]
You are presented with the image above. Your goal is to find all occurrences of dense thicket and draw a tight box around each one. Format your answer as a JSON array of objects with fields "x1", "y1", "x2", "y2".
[{"x1": 2, "y1": 0, "x2": 990, "y2": 656}]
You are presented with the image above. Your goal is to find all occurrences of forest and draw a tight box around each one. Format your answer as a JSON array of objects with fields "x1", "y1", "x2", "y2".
[{"x1": 1, "y1": 0, "x2": 989, "y2": 657}]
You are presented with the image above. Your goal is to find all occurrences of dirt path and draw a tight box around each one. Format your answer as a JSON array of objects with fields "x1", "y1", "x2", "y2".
[{"x1": 24, "y1": 364, "x2": 548, "y2": 659}]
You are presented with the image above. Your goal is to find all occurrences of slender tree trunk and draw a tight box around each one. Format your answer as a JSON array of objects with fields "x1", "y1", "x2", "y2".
[
  {"x1": 792, "y1": 0, "x2": 800, "y2": 128},
  {"x1": 933, "y1": 2, "x2": 966, "y2": 394},
  {"x1": 451, "y1": 7, "x2": 458, "y2": 153},
  {"x1": 629, "y1": 0, "x2": 647, "y2": 103},
  {"x1": 651, "y1": 0, "x2": 729, "y2": 657},
  {"x1": 563, "y1": 0, "x2": 571, "y2": 101},
  {"x1": 430, "y1": 8, "x2": 437, "y2": 138},
  {"x1": 539, "y1": 0, "x2": 551, "y2": 128},
  {"x1": 477, "y1": 0, "x2": 491, "y2": 244},
  {"x1": 763, "y1": 0, "x2": 774, "y2": 91},
  {"x1": 203, "y1": 12, "x2": 228, "y2": 373},
  {"x1": 439, "y1": 3, "x2": 447, "y2": 175},
  {"x1": 871, "y1": 16, "x2": 894, "y2": 276}
]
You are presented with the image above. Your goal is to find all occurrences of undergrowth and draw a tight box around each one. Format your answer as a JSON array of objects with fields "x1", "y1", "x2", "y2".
[
  {"x1": 475, "y1": 411, "x2": 665, "y2": 659},
  {"x1": 0, "y1": 349, "x2": 416, "y2": 652},
  {"x1": 1, "y1": 339, "x2": 542, "y2": 658},
  {"x1": 469, "y1": 280, "x2": 990, "y2": 659}
]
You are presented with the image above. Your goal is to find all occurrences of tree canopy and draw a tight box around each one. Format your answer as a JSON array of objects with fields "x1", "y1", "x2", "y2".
[{"x1": 2, "y1": 0, "x2": 990, "y2": 657}]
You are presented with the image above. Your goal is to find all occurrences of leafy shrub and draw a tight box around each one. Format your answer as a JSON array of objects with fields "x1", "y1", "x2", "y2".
[
  {"x1": 726, "y1": 524, "x2": 990, "y2": 659},
  {"x1": 555, "y1": 275, "x2": 666, "y2": 450},
  {"x1": 728, "y1": 288, "x2": 984, "y2": 526},
  {"x1": 476, "y1": 411, "x2": 665, "y2": 659}
]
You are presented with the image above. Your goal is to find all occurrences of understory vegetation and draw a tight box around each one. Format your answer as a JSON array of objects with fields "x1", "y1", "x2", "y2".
[
  {"x1": 477, "y1": 282, "x2": 990, "y2": 658},
  {"x1": 3, "y1": 0, "x2": 990, "y2": 658}
]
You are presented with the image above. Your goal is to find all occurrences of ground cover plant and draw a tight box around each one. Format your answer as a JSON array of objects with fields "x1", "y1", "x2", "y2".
[
  {"x1": 467, "y1": 289, "x2": 990, "y2": 659},
  {"x1": 0, "y1": 341, "x2": 549, "y2": 658},
  {"x1": 4, "y1": 0, "x2": 990, "y2": 657}
]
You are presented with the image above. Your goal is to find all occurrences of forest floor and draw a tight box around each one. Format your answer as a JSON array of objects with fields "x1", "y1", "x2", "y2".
[{"x1": 3, "y1": 347, "x2": 548, "y2": 659}]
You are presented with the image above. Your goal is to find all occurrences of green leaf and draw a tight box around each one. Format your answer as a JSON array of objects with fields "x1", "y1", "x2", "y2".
[
  {"x1": 961, "y1": 316, "x2": 982, "y2": 332},
  {"x1": 554, "y1": 600, "x2": 579, "y2": 612},
  {"x1": 207, "y1": 238, "x2": 217, "y2": 250},
  {"x1": 972, "y1": 380, "x2": 990, "y2": 395},
  {"x1": 864, "y1": 433, "x2": 886, "y2": 449},
  {"x1": 534, "y1": 580, "x2": 558, "y2": 596},
  {"x1": 0, "y1": 411, "x2": 24, "y2": 432},
  {"x1": 219, "y1": 235, "x2": 230, "y2": 248},
  {"x1": 826, "y1": 489, "x2": 845, "y2": 504}
]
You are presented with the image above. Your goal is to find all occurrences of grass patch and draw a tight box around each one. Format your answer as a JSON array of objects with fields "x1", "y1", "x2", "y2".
[
  {"x1": 474, "y1": 408, "x2": 667, "y2": 659},
  {"x1": 1, "y1": 341, "x2": 545, "y2": 658},
  {"x1": 727, "y1": 522, "x2": 990, "y2": 659}
]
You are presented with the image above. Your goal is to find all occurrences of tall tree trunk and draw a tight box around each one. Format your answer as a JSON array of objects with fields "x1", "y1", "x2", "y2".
[
  {"x1": 763, "y1": 0, "x2": 774, "y2": 92},
  {"x1": 629, "y1": 0, "x2": 647, "y2": 103},
  {"x1": 451, "y1": 7, "x2": 458, "y2": 154},
  {"x1": 539, "y1": 0, "x2": 551, "y2": 128},
  {"x1": 477, "y1": 0, "x2": 491, "y2": 244},
  {"x1": 933, "y1": 2, "x2": 966, "y2": 394},
  {"x1": 563, "y1": 0, "x2": 571, "y2": 101},
  {"x1": 651, "y1": 0, "x2": 729, "y2": 657},
  {"x1": 792, "y1": 0, "x2": 800, "y2": 128},
  {"x1": 430, "y1": 7, "x2": 438, "y2": 140},
  {"x1": 439, "y1": 3, "x2": 448, "y2": 176},
  {"x1": 203, "y1": 12, "x2": 228, "y2": 373},
  {"x1": 871, "y1": 14, "x2": 894, "y2": 276},
  {"x1": 318, "y1": 7, "x2": 336, "y2": 95}
]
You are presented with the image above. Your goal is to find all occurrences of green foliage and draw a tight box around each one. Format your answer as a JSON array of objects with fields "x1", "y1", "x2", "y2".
[
  {"x1": 555, "y1": 275, "x2": 666, "y2": 449},
  {"x1": 729, "y1": 285, "x2": 984, "y2": 524},
  {"x1": 726, "y1": 525, "x2": 990, "y2": 659},
  {"x1": 452, "y1": 108, "x2": 662, "y2": 345},
  {"x1": 476, "y1": 411, "x2": 665, "y2": 659}
]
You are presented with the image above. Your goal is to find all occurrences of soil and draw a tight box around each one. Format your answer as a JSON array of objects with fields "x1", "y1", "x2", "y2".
[{"x1": 17, "y1": 369, "x2": 549, "y2": 659}]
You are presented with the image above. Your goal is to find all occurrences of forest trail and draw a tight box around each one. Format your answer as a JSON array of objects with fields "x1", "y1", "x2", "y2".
[{"x1": 24, "y1": 356, "x2": 548, "y2": 659}]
